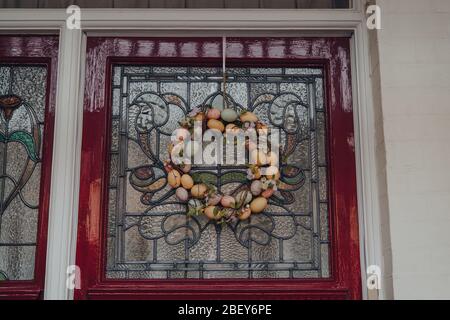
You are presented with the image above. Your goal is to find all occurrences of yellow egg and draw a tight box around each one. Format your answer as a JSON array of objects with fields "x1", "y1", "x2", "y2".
[
  {"x1": 204, "y1": 206, "x2": 223, "y2": 220},
  {"x1": 167, "y1": 170, "x2": 181, "y2": 188},
  {"x1": 207, "y1": 119, "x2": 225, "y2": 132},
  {"x1": 181, "y1": 174, "x2": 194, "y2": 190},
  {"x1": 191, "y1": 184, "x2": 207, "y2": 198},
  {"x1": 250, "y1": 197, "x2": 268, "y2": 214},
  {"x1": 239, "y1": 206, "x2": 252, "y2": 220},
  {"x1": 240, "y1": 111, "x2": 258, "y2": 123}
]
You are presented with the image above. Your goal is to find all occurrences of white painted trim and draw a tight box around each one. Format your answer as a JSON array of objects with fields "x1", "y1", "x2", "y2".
[
  {"x1": 351, "y1": 23, "x2": 381, "y2": 300},
  {"x1": 0, "y1": 3, "x2": 388, "y2": 300},
  {"x1": 0, "y1": 8, "x2": 362, "y2": 30},
  {"x1": 43, "y1": 26, "x2": 84, "y2": 300}
]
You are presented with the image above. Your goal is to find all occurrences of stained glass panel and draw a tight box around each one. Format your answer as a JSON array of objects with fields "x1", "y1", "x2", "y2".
[
  {"x1": 0, "y1": 65, "x2": 47, "y2": 281},
  {"x1": 106, "y1": 65, "x2": 330, "y2": 279}
]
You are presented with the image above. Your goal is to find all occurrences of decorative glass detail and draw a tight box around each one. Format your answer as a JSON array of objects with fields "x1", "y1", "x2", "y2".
[
  {"x1": 106, "y1": 65, "x2": 330, "y2": 279},
  {"x1": 0, "y1": 65, "x2": 47, "y2": 281}
]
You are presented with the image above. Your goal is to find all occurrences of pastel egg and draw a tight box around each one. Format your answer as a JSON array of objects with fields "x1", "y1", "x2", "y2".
[
  {"x1": 207, "y1": 119, "x2": 225, "y2": 132},
  {"x1": 240, "y1": 111, "x2": 258, "y2": 123},
  {"x1": 181, "y1": 174, "x2": 194, "y2": 190},
  {"x1": 250, "y1": 197, "x2": 267, "y2": 214},
  {"x1": 167, "y1": 170, "x2": 181, "y2": 188},
  {"x1": 208, "y1": 193, "x2": 222, "y2": 206},
  {"x1": 220, "y1": 195, "x2": 236, "y2": 208},
  {"x1": 204, "y1": 206, "x2": 223, "y2": 220},
  {"x1": 235, "y1": 190, "x2": 252, "y2": 207},
  {"x1": 261, "y1": 188, "x2": 275, "y2": 199},
  {"x1": 239, "y1": 206, "x2": 252, "y2": 220},
  {"x1": 221, "y1": 108, "x2": 238, "y2": 122},
  {"x1": 250, "y1": 180, "x2": 262, "y2": 196},
  {"x1": 207, "y1": 108, "x2": 221, "y2": 120},
  {"x1": 176, "y1": 187, "x2": 189, "y2": 201},
  {"x1": 181, "y1": 163, "x2": 192, "y2": 173},
  {"x1": 191, "y1": 184, "x2": 207, "y2": 198}
]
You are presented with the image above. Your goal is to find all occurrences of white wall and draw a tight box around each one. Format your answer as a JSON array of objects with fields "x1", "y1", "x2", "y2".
[{"x1": 376, "y1": 0, "x2": 450, "y2": 299}]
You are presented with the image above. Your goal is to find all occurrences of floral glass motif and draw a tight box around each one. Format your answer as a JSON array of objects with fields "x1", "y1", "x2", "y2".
[
  {"x1": 106, "y1": 65, "x2": 330, "y2": 279},
  {"x1": 0, "y1": 65, "x2": 47, "y2": 281}
]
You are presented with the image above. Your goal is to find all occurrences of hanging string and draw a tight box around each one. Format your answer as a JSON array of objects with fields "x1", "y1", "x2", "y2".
[{"x1": 222, "y1": 36, "x2": 227, "y2": 110}]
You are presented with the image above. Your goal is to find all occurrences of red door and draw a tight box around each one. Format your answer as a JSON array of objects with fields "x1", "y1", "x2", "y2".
[
  {"x1": 0, "y1": 36, "x2": 58, "y2": 299},
  {"x1": 75, "y1": 37, "x2": 361, "y2": 300}
]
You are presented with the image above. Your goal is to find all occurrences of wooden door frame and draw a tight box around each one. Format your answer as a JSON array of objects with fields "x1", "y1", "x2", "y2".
[
  {"x1": 0, "y1": 4, "x2": 387, "y2": 299},
  {"x1": 74, "y1": 36, "x2": 361, "y2": 300},
  {"x1": 0, "y1": 36, "x2": 59, "y2": 300}
]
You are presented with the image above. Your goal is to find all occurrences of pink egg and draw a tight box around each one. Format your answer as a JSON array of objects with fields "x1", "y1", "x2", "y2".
[
  {"x1": 261, "y1": 188, "x2": 274, "y2": 198},
  {"x1": 207, "y1": 108, "x2": 221, "y2": 120},
  {"x1": 176, "y1": 187, "x2": 189, "y2": 201},
  {"x1": 220, "y1": 195, "x2": 236, "y2": 208}
]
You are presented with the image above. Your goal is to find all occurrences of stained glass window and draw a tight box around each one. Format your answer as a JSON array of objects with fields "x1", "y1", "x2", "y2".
[
  {"x1": 106, "y1": 65, "x2": 330, "y2": 279},
  {"x1": 0, "y1": 65, "x2": 47, "y2": 281}
]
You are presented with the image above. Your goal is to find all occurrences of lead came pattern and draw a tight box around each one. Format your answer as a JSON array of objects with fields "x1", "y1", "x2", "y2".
[
  {"x1": 106, "y1": 65, "x2": 330, "y2": 279},
  {"x1": 0, "y1": 65, "x2": 47, "y2": 281}
]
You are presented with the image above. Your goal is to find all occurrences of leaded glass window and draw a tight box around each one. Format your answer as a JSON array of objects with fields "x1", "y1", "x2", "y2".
[
  {"x1": 0, "y1": 65, "x2": 47, "y2": 281},
  {"x1": 106, "y1": 65, "x2": 330, "y2": 279}
]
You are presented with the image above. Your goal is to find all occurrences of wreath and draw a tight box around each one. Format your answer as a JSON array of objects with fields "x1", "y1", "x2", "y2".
[{"x1": 164, "y1": 105, "x2": 280, "y2": 224}]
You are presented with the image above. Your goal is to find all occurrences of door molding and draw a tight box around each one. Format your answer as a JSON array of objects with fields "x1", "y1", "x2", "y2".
[
  {"x1": 0, "y1": 3, "x2": 388, "y2": 299},
  {"x1": 76, "y1": 37, "x2": 361, "y2": 300}
]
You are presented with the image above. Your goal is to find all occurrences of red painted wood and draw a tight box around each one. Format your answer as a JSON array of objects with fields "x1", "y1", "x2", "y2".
[
  {"x1": 0, "y1": 36, "x2": 59, "y2": 300},
  {"x1": 76, "y1": 37, "x2": 361, "y2": 300}
]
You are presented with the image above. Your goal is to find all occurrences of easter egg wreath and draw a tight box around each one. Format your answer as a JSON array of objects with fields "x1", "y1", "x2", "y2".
[{"x1": 164, "y1": 106, "x2": 280, "y2": 224}]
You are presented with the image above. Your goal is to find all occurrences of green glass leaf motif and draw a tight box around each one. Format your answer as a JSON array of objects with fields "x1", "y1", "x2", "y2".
[
  {"x1": 281, "y1": 166, "x2": 305, "y2": 185},
  {"x1": 191, "y1": 172, "x2": 217, "y2": 185},
  {"x1": 8, "y1": 131, "x2": 39, "y2": 162},
  {"x1": 221, "y1": 172, "x2": 247, "y2": 184}
]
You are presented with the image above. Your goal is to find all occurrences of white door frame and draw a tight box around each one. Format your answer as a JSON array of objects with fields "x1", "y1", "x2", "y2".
[{"x1": 0, "y1": 1, "x2": 387, "y2": 300}]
